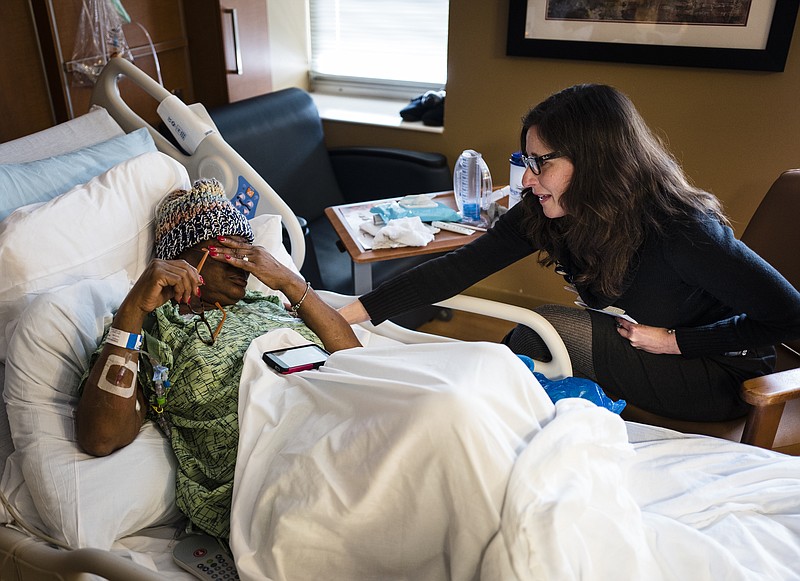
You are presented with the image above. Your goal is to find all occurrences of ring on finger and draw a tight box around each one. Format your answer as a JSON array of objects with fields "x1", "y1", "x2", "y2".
[{"x1": 242, "y1": 255, "x2": 249, "y2": 262}]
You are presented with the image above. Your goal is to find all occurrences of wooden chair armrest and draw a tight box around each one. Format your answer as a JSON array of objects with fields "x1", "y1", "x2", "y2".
[{"x1": 741, "y1": 367, "x2": 800, "y2": 407}]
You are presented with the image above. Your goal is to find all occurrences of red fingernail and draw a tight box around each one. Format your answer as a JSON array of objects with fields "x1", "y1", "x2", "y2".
[
  {"x1": 225, "y1": 254, "x2": 232, "y2": 260},
  {"x1": 217, "y1": 236, "x2": 226, "y2": 241},
  {"x1": 208, "y1": 246, "x2": 217, "y2": 251},
  {"x1": 196, "y1": 288, "x2": 202, "y2": 297},
  {"x1": 199, "y1": 275, "x2": 205, "y2": 285},
  {"x1": 209, "y1": 250, "x2": 218, "y2": 257}
]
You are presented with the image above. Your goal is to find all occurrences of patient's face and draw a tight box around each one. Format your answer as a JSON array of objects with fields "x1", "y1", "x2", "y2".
[{"x1": 181, "y1": 237, "x2": 250, "y2": 307}]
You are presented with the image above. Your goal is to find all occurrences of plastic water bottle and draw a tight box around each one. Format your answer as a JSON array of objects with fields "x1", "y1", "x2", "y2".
[
  {"x1": 454, "y1": 149, "x2": 491, "y2": 225},
  {"x1": 509, "y1": 151, "x2": 525, "y2": 209}
]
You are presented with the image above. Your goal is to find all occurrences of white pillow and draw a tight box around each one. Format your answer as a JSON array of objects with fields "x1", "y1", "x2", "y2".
[
  {"x1": 247, "y1": 213, "x2": 302, "y2": 304},
  {"x1": 0, "y1": 128, "x2": 157, "y2": 221},
  {"x1": 2, "y1": 273, "x2": 180, "y2": 549},
  {"x1": 0, "y1": 106, "x2": 123, "y2": 164},
  {"x1": 0, "y1": 151, "x2": 191, "y2": 361}
]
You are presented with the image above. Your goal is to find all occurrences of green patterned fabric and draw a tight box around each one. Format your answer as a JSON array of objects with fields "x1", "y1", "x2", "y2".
[{"x1": 83, "y1": 291, "x2": 321, "y2": 539}]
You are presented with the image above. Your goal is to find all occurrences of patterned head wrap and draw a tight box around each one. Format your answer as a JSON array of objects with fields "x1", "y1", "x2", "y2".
[{"x1": 155, "y1": 178, "x2": 254, "y2": 260}]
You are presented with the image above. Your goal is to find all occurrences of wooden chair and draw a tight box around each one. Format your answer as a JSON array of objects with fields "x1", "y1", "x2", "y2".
[{"x1": 622, "y1": 169, "x2": 800, "y2": 454}]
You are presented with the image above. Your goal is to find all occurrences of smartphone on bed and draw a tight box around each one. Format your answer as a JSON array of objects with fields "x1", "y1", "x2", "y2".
[{"x1": 262, "y1": 344, "x2": 330, "y2": 374}]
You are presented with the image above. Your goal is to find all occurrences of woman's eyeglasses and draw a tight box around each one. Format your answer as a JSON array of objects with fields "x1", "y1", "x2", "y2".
[
  {"x1": 186, "y1": 247, "x2": 226, "y2": 346},
  {"x1": 521, "y1": 151, "x2": 563, "y2": 175},
  {"x1": 188, "y1": 300, "x2": 227, "y2": 346}
]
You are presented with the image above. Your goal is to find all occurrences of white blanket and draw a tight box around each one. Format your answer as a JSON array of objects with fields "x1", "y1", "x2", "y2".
[
  {"x1": 230, "y1": 331, "x2": 800, "y2": 581},
  {"x1": 485, "y1": 404, "x2": 800, "y2": 581}
]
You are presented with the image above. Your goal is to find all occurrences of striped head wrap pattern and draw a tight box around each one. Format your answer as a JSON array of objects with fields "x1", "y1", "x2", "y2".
[{"x1": 155, "y1": 178, "x2": 254, "y2": 260}]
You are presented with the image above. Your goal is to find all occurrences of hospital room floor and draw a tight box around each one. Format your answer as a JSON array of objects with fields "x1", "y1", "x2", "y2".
[{"x1": 418, "y1": 310, "x2": 517, "y2": 343}]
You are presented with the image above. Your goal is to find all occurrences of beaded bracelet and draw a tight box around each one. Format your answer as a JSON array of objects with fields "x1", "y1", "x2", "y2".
[{"x1": 289, "y1": 282, "x2": 312, "y2": 316}]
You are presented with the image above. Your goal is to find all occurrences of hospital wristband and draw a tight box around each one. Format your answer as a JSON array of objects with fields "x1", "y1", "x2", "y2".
[{"x1": 106, "y1": 327, "x2": 143, "y2": 351}]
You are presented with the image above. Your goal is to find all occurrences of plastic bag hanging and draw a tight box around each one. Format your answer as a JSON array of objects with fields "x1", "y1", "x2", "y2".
[{"x1": 67, "y1": 0, "x2": 133, "y2": 87}]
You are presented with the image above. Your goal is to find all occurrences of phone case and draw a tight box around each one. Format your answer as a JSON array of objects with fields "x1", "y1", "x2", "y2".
[
  {"x1": 262, "y1": 344, "x2": 329, "y2": 374},
  {"x1": 173, "y1": 533, "x2": 240, "y2": 580}
]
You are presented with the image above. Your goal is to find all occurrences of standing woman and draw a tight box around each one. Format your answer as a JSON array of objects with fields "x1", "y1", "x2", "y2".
[{"x1": 339, "y1": 83, "x2": 800, "y2": 422}]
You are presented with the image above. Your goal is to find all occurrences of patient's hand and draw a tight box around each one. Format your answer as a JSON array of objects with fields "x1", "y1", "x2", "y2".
[
  {"x1": 127, "y1": 259, "x2": 203, "y2": 315},
  {"x1": 208, "y1": 236, "x2": 300, "y2": 292},
  {"x1": 339, "y1": 300, "x2": 370, "y2": 324},
  {"x1": 616, "y1": 320, "x2": 680, "y2": 355},
  {"x1": 211, "y1": 236, "x2": 362, "y2": 352}
]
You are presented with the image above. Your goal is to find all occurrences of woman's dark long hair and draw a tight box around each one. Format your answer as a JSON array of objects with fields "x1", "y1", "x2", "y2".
[{"x1": 520, "y1": 84, "x2": 727, "y2": 298}]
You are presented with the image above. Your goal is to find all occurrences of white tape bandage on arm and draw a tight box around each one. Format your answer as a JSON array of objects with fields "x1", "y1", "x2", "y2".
[{"x1": 98, "y1": 354, "x2": 139, "y2": 398}]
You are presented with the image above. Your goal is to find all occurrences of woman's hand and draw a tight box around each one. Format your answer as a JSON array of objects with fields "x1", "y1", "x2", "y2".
[
  {"x1": 210, "y1": 236, "x2": 362, "y2": 351},
  {"x1": 615, "y1": 319, "x2": 680, "y2": 355},
  {"x1": 124, "y1": 259, "x2": 203, "y2": 316},
  {"x1": 338, "y1": 300, "x2": 370, "y2": 324},
  {"x1": 209, "y1": 236, "x2": 301, "y2": 293}
]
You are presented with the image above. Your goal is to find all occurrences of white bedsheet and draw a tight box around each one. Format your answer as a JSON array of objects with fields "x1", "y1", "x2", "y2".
[
  {"x1": 231, "y1": 330, "x2": 555, "y2": 580},
  {"x1": 230, "y1": 331, "x2": 800, "y2": 581},
  {"x1": 485, "y1": 402, "x2": 800, "y2": 581}
]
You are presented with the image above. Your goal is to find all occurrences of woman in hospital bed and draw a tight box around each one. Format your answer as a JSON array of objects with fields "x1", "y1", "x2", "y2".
[
  {"x1": 73, "y1": 174, "x2": 800, "y2": 581},
  {"x1": 76, "y1": 177, "x2": 556, "y2": 579}
]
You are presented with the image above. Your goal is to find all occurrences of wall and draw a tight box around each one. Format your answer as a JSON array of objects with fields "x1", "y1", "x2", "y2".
[
  {"x1": 4, "y1": 1, "x2": 798, "y2": 309},
  {"x1": 320, "y1": 0, "x2": 800, "y2": 309},
  {"x1": 267, "y1": 0, "x2": 309, "y2": 91},
  {"x1": 0, "y1": 0, "x2": 54, "y2": 140},
  {"x1": 0, "y1": 0, "x2": 191, "y2": 142}
]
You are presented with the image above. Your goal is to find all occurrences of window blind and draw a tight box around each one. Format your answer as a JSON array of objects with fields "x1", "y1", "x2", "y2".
[{"x1": 309, "y1": 0, "x2": 449, "y2": 96}]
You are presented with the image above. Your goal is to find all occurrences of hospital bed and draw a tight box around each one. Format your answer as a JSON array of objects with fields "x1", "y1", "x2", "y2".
[{"x1": 0, "y1": 58, "x2": 798, "y2": 580}]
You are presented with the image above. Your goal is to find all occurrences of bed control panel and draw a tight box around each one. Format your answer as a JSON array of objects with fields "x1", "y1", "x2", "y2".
[{"x1": 173, "y1": 534, "x2": 240, "y2": 580}]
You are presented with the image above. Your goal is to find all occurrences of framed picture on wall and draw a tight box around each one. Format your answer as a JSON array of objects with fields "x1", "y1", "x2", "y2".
[{"x1": 506, "y1": 0, "x2": 799, "y2": 72}]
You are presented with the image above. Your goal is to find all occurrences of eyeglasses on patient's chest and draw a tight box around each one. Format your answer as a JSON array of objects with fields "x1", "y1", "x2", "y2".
[{"x1": 187, "y1": 248, "x2": 227, "y2": 346}]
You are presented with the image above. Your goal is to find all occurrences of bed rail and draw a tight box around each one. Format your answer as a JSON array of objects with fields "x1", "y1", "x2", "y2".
[
  {"x1": 318, "y1": 290, "x2": 573, "y2": 379},
  {"x1": 0, "y1": 526, "x2": 164, "y2": 581},
  {"x1": 89, "y1": 56, "x2": 306, "y2": 270}
]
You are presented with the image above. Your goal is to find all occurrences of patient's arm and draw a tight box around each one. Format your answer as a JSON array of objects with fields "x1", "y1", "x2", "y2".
[
  {"x1": 77, "y1": 260, "x2": 203, "y2": 456},
  {"x1": 76, "y1": 345, "x2": 147, "y2": 457},
  {"x1": 281, "y1": 277, "x2": 361, "y2": 352}
]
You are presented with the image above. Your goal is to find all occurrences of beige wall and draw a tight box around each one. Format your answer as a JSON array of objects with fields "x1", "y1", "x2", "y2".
[
  {"x1": 267, "y1": 0, "x2": 309, "y2": 91},
  {"x1": 320, "y1": 1, "x2": 800, "y2": 309}
]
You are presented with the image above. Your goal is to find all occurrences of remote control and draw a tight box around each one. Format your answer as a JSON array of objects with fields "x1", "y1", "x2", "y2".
[
  {"x1": 431, "y1": 221, "x2": 476, "y2": 236},
  {"x1": 173, "y1": 534, "x2": 240, "y2": 580}
]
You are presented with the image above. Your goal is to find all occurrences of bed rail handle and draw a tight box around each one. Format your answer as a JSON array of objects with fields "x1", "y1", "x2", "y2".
[
  {"x1": 435, "y1": 294, "x2": 573, "y2": 380},
  {"x1": 89, "y1": 57, "x2": 306, "y2": 270},
  {"x1": 317, "y1": 290, "x2": 573, "y2": 380}
]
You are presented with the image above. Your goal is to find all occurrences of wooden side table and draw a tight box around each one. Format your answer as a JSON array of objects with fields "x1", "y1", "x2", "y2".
[{"x1": 324, "y1": 191, "x2": 486, "y2": 294}]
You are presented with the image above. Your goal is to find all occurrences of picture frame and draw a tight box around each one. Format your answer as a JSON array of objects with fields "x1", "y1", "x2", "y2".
[{"x1": 506, "y1": 0, "x2": 799, "y2": 72}]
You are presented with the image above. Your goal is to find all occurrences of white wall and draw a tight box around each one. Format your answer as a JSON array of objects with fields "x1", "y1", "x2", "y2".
[{"x1": 267, "y1": 0, "x2": 309, "y2": 90}]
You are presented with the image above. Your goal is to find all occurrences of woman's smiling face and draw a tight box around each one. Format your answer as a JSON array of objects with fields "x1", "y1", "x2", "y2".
[{"x1": 522, "y1": 126, "x2": 574, "y2": 219}]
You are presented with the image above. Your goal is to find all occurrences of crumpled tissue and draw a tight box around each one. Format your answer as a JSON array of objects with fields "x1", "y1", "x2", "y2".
[{"x1": 369, "y1": 216, "x2": 435, "y2": 249}]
